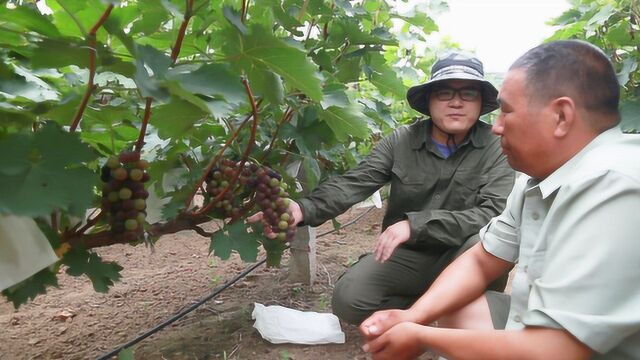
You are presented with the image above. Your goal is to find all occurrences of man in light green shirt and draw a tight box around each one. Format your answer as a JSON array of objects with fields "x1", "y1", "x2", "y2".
[{"x1": 359, "y1": 40, "x2": 640, "y2": 359}]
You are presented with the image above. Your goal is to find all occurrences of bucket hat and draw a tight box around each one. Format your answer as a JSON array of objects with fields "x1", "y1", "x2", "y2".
[{"x1": 407, "y1": 52, "x2": 499, "y2": 116}]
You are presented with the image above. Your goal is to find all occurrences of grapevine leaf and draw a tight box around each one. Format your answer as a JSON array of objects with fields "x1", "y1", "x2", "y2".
[
  {"x1": 168, "y1": 63, "x2": 246, "y2": 105},
  {"x1": 210, "y1": 222, "x2": 261, "y2": 262},
  {"x1": 302, "y1": 156, "x2": 321, "y2": 190},
  {"x1": 117, "y1": 348, "x2": 135, "y2": 360},
  {"x1": 1, "y1": 267, "x2": 59, "y2": 309},
  {"x1": 616, "y1": 58, "x2": 638, "y2": 88},
  {"x1": 129, "y1": 0, "x2": 169, "y2": 35},
  {"x1": 223, "y1": 6, "x2": 247, "y2": 35},
  {"x1": 62, "y1": 248, "x2": 123, "y2": 293},
  {"x1": 224, "y1": 24, "x2": 323, "y2": 101},
  {"x1": 152, "y1": 98, "x2": 208, "y2": 139},
  {"x1": 0, "y1": 124, "x2": 98, "y2": 217},
  {"x1": 318, "y1": 105, "x2": 371, "y2": 142},
  {"x1": 211, "y1": 229, "x2": 233, "y2": 260},
  {"x1": 0, "y1": 6, "x2": 61, "y2": 37},
  {"x1": 620, "y1": 97, "x2": 640, "y2": 133}
]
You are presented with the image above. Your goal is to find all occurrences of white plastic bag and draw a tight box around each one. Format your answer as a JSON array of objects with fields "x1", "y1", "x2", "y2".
[
  {"x1": 252, "y1": 303, "x2": 346, "y2": 345},
  {"x1": 0, "y1": 215, "x2": 59, "y2": 291}
]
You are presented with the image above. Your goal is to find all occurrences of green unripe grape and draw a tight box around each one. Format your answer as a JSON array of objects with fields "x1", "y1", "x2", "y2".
[
  {"x1": 278, "y1": 220, "x2": 289, "y2": 230},
  {"x1": 106, "y1": 156, "x2": 120, "y2": 169},
  {"x1": 281, "y1": 182, "x2": 288, "y2": 190},
  {"x1": 280, "y1": 213, "x2": 290, "y2": 221},
  {"x1": 119, "y1": 188, "x2": 133, "y2": 200},
  {"x1": 108, "y1": 191, "x2": 120, "y2": 203},
  {"x1": 269, "y1": 178, "x2": 280, "y2": 187},
  {"x1": 277, "y1": 232, "x2": 287, "y2": 241},
  {"x1": 212, "y1": 171, "x2": 222, "y2": 180},
  {"x1": 219, "y1": 180, "x2": 229, "y2": 188},
  {"x1": 112, "y1": 167, "x2": 128, "y2": 181},
  {"x1": 133, "y1": 198, "x2": 146, "y2": 211},
  {"x1": 136, "y1": 212, "x2": 146, "y2": 224},
  {"x1": 124, "y1": 218, "x2": 138, "y2": 231},
  {"x1": 129, "y1": 168, "x2": 144, "y2": 181}
]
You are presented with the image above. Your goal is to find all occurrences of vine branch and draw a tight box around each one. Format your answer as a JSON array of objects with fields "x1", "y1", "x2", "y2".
[
  {"x1": 189, "y1": 78, "x2": 260, "y2": 217},
  {"x1": 69, "y1": 4, "x2": 114, "y2": 133},
  {"x1": 134, "y1": 97, "x2": 153, "y2": 153}
]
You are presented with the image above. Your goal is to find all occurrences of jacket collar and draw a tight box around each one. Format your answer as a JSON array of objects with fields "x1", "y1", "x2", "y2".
[{"x1": 410, "y1": 119, "x2": 488, "y2": 150}]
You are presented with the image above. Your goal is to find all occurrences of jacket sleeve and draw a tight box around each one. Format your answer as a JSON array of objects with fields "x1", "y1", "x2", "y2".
[
  {"x1": 297, "y1": 132, "x2": 396, "y2": 227},
  {"x1": 405, "y1": 141, "x2": 516, "y2": 247}
]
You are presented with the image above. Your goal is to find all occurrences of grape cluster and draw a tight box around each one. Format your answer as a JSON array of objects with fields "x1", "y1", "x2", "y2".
[
  {"x1": 100, "y1": 152, "x2": 150, "y2": 241},
  {"x1": 205, "y1": 159, "x2": 244, "y2": 220},
  {"x1": 204, "y1": 159, "x2": 296, "y2": 241},
  {"x1": 252, "y1": 167, "x2": 296, "y2": 241}
]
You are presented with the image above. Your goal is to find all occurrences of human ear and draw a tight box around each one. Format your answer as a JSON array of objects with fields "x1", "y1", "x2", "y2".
[{"x1": 551, "y1": 97, "x2": 576, "y2": 138}]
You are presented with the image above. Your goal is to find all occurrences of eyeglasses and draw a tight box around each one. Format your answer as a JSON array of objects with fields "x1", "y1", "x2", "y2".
[{"x1": 432, "y1": 87, "x2": 481, "y2": 101}]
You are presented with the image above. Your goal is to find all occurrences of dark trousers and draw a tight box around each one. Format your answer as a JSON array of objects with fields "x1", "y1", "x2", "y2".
[{"x1": 331, "y1": 234, "x2": 508, "y2": 324}]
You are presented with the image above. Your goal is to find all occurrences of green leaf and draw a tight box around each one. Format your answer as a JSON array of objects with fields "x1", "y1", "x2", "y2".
[
  {"x1": 129, "y1": 0, "x2": 169, "y2": 35},
  {"x1": 168, "y1": 63, "x2": 246, "y2": 105},
  {"x1": 0, "y1": 6, "x2": 61, "y2": 37},
  {"x1": 224, "y1": 25, "x2": 323, "y2": 101},
  {"x1": 318, "y1": 105, "x2": 370, "y2": 141},
  {"x1": 63, "y1": 248, "x2": 123, "y2": 293},
  {"x1": 586, "y1": 4, "x2": 615, "y2": 29},
  {"x1": 620, "y1": 97, "x2": 640, "y2": 133},
  {"x1": 134, "y1": 44, "x2": 172, "y2": 99},
  {"x1": 0, "y1": 124, "x2": 99, "y2": 217},
  {"x1": 223, "y1": 6, "x2": 247, "y2": 35},
  {"x1": 302, "y1": 156, "x2": 321, "y2": 190},
  {"x1": 1, "y1": 267, "x2": 59, "y2": 309},
  {"x1": 210, "y1": 222, "x2": 261, "y2": 262},
  {"x1": 616, "y1": 58, "x2": 638, "y2": 87},
  {"x1": 546, "y1": 21, "x2": 586, "y2": 42},
  {"x1": 152, "y1": 98, "x2": 208, "y2": 139},
  {"x1": 117, "y1": 348, "x2": 135, "y2": 360}
]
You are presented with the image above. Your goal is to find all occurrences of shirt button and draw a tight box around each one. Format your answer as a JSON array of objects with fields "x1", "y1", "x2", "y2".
[
  {"x1": 514, "y1": 315, "x2": 522, "y2": 323},
  {"x1": 435, "y1": 194, "x2": 441, "y2": 200},
  {"x1": 531, "y1": 212, "x2": 540, "y2": 220}
]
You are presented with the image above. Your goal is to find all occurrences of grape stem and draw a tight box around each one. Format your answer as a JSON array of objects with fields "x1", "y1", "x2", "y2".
[
  {"x1": 261, "y1": 106, "x2": 295, "y2": 162},
  {"x1": 133, "y1": 0, "x2": 195, "y2": 152},
  {"x1": 188, "y1": 78, "x2": 260, "y2": 217},
  {"x1": 66, "y1": 214, "x2": 214, "y2": 248},
  {"x1": 69, "y1": 4, "x2": 114, "y2": 132}
]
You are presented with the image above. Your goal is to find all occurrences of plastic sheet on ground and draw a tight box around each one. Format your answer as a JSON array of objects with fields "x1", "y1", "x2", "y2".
[{"x1": 252, "y1": 303, "x2": 346, "y2": 345}]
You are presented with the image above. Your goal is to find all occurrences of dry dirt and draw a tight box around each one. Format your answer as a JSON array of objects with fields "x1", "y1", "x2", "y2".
[{"x1": 1, "y1": 205, "x2": 441, "y2": 360}]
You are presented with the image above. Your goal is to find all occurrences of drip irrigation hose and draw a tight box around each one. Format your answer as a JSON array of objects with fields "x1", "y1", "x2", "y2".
[{"x1": 96, "y1": 259, "x2": 266, "y2": 360}]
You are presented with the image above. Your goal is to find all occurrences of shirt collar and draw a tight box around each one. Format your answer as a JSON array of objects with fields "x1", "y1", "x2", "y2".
[
  {"x1": 410, "y1": 119, "x2": 487, "y2": 150},
  {"x1": 537, "y1": 126, "x2": 623, "y2": 198}
]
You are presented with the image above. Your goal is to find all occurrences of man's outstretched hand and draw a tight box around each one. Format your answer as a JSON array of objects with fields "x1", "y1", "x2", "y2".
[{"x1": 246, "y1": 199, "x2": 304, "y2": 238}]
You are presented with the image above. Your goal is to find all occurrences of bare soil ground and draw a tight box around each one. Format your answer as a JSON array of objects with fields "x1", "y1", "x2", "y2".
[{"x1": 1, "y1": 205, "x2": 438, "y2": 359}]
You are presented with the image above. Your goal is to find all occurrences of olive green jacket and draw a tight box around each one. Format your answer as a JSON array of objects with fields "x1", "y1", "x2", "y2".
[{"x1": 297, "y1": 119, "x2": 515, "y2": 250}]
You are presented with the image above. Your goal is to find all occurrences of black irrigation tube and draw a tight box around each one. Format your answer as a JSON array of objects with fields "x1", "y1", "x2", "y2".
[
  {"x1": 96, "y1": 258, "x2": 266, "y2": 360},
  {"x1": 96, "y1": 205, "x2": 379, "y2": 359}
]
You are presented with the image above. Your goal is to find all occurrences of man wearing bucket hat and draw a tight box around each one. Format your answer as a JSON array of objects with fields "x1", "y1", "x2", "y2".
[{"x1": 249, "y1": 52, "x2": 515, "y2": 324}]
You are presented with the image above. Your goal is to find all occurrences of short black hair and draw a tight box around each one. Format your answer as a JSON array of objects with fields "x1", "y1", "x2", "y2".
[{"x1": 510, "y1": 40, "x2": 620, "y2": 129}]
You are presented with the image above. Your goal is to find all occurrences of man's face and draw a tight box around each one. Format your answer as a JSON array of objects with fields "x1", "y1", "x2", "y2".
[
  {"x1": 428, "y1": 79, "x2": 482, "y2": 140},
  {"x1": 492, "y1": 69, "x2": 555, "y2": 177}
]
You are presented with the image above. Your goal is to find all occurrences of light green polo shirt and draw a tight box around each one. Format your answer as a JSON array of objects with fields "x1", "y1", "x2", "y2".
[{"x1": 481, "y1": 127, "x2": 640, "y2": 358}]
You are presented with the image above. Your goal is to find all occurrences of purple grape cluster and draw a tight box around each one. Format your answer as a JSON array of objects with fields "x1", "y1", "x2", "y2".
[
  {"x1": 100, "y1": 152, "x2": 150, "y2": 241},
  {"x1": 205, "y1": 159, "x2": 296, "y2": 241}
]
